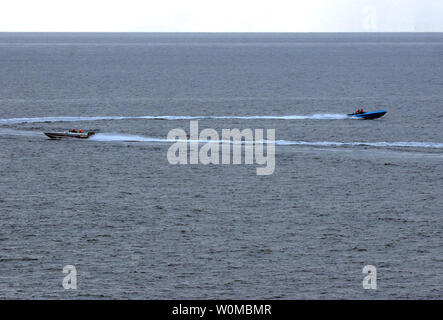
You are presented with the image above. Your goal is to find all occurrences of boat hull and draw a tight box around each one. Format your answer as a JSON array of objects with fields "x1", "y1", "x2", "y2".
[
  {"x1": 348, "y1": 110, "x2": 387, "y2": 120},
  {"x1": 44, "y1": 132, "x2": 95, "y2": 139}
]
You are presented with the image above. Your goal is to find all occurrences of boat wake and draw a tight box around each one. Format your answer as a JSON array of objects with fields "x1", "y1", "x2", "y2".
[
  {"x1": 0, "y1": 128, "x2": 44, "y2": 137},
  {"x1": 89, "y1": 133, "x2": 167, "y2": 142},
  {"x1": 90, "y1": 133, "x2": 443, "y2": 148},
  {"x1": 1, "y1": 128, "x2": 441, "y2": 149},
  {"x1": 0, "y1": 113, "x2": 349, "y2": 124},
  {"x1": 0, "y1": 116, "x2": 128, "y2": 125},
  {"x1": 275, "y1": 140, "x2": 443, "y2": 148}
]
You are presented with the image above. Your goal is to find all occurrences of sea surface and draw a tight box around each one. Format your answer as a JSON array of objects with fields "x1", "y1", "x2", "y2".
[{"x1": 0, "y1": 33, "x2": 442, "y2": 299}]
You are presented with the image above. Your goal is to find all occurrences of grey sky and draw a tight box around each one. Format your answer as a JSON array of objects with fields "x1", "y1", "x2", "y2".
[{"x1": 0, "y1": 0, "x2": 442, "y2": 32}]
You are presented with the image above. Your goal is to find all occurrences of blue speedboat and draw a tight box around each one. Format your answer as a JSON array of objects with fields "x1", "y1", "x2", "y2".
[{"x1": 348, "y1": 110, "x2": 387, "y2": 120}]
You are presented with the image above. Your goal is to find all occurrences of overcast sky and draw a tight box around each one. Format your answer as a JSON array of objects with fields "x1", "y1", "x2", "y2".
[{"x1": 0, "y1": 0, "x2": 442, "y2": 32}]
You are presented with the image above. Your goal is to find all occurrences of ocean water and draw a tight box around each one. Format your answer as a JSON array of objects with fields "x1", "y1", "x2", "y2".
[{"x1": 0, "y1": 33, "x2": 442, "y2": 299}]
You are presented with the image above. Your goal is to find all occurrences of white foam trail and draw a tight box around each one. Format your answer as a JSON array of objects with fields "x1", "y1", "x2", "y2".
[
  {"x1": 0, "y1": 128, "x2": 43, "y2": 137},
  {"x1": 0, "y1": 127, "x2": 440, "y2": 149},
  {"x1": 90, "y1": 133, "x2": 443, "y2": 149},
  {"x1": 89, "y1": 133, "x2": 167, "y2": 142},
  {"x1": 0, "y1": 113, "x2": 349, "y2": 124},
  {"x1": 209, "y1": 114, "x2": 349, "y2": 120},
  {"x1": 91, "y1": 133, "x2": 257, "y2": 144},
  {"x1": 275, "y1": 140, "x2": 443, "y2": 148},
  {"x1": 140, "y1": 115, "x2": 204, "y2": 120},
  {"x1": 0, "y1": 116, "x2": 128, "y2": 125}
]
